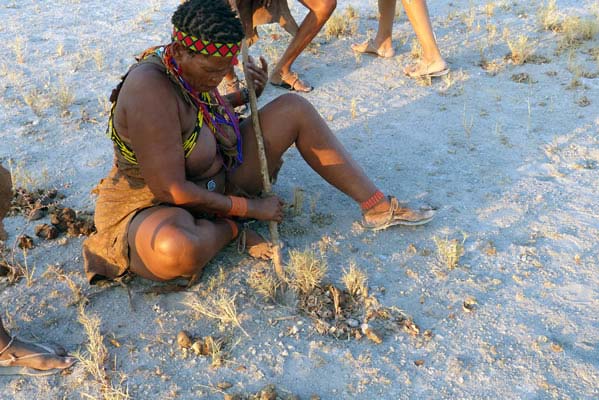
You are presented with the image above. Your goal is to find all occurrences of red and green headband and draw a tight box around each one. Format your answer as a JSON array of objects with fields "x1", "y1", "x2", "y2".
[{"x1": 172, "y1": 26, "x2": 240, "y2": 58}]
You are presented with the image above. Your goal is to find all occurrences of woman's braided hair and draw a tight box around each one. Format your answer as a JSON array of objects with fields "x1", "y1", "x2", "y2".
[{"x1": 171, "y1": 0, "x2": 244, "y2": 44}]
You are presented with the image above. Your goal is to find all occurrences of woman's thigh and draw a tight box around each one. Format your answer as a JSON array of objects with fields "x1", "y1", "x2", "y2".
[{"x1": 228, "y1": 94, "x2": 307, "y2": 195}]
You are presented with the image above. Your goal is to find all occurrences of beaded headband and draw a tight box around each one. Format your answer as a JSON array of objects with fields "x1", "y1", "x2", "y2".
[{"x1": 172, "y1": 26, "x2": 240, "y2": 58}]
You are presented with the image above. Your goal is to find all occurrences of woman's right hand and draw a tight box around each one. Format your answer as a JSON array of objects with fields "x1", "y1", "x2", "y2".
[{"x1": 249, "y1": 195, "x2": 284, "y2": 222}]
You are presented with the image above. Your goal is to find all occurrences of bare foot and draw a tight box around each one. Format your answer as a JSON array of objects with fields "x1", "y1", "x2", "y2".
[
  {"x1": 243, "y1": 228, "x2": 275, "y2": 260},
  {"x1": 351, "y1": 40, "x2": 395, "y2": 58},
  {"x1": 404, "y1": 59, "x2": 449, "y2": 78},
  {"x1": 0, "y1": 336, "x2": 76, "y2": 373}
]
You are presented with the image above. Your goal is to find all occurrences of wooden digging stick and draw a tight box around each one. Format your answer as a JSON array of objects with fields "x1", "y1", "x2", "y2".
[{"x1": 239, "y1": 42, "x2": 285, "y2": 282}]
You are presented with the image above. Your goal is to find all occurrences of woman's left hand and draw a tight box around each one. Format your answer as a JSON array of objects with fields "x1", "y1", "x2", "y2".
[{"x1": 246, "y1": 55, "x2": 268, "y2": 98}]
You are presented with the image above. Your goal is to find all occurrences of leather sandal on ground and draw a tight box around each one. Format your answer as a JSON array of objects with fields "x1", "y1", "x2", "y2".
[
  {"x1": 362, "y1": 196, "x2": 435, "y2": 231},
  {"x1": 404, "y1": 61, "x2": 449, "y2": 79},
  {"x1": 270, "y1": 71, "x2": 313, "y2": 93},
  {"x1": 0, "y1": 336, "x2": 77, "y2": 376}
]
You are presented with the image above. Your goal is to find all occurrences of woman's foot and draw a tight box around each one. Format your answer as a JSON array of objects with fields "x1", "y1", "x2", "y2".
[
  {"x1": 270, "y1": 70, "x2": 313, "y2": 93},
  {"x1": 241, "y1": 228, "x2": 276, "y2": 260},
  {"x1": 404, "y1": 59, "x2": 449, "y2": 78},
  {"x1": 362, "y1": 196, "x2": 435, "y2": 231},
  {"x1": 0, "y1": 336, "x2": 76, "y2": 375},
  {"x1": 351, "y1": 39, "x2": 395, "y2": 58}
]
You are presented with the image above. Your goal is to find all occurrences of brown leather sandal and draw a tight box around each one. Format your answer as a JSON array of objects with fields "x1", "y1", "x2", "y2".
[
  {"x1": 362, "y1": 196, "x2": 435, "y2": 231},
  {"x1": 270, "y1": 71, "x2": 313, "y2": 93}
]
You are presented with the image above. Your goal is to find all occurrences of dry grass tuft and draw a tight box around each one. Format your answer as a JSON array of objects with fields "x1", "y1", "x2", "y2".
[
  {"x1": 12, "y1": 37, "x2": 26, "y2": 64},
  {"x1": 291, "y1": 187, "x2": 304, "y2": 216},
  {"x1": 23, "y1": 89, "x2": 51, "y2": 117},
  {"x1": 55, "y1": 81, "x2": 75, "y2": 115},
  {"x1": 433, "y1": 235, "x2": 466, "y2": 270},
  {"x1": 184, "y1": 288, "x2": 248, "y2": 336},
  {"x1": 92, "y1": 49, "x2": 104, "y2": 71},
  {"x1": 341, "y1": 262, "x2": 368, "y2": 298},
  {"x1": 559, "y1": 16, "x2": 599, "y2": 50},
  {"x1": 325, "y1": 6, "x2": 359, "y2": 39},
  {"x1": 506, "y1": 33, "x2": 534, "y2": 65},
  {"x1": 287, "y1": 248, "x2": 327, "y2": 294},
  {"x1": 537, "y1": 0, "x2": 561, "y2": 32},
  {"x1": 248, "y1": 265, "x2": 280, "y2": 301},
  {"x1": 76, "y1": 305, "x2": 108, "y2": 384},
  {"x1": 42, "y1": 265, "x2": 88, "y2": 306},
  {"x1": 76, "y1": 306, "x2": 131, "y2": 400},
  {"x1": 485, "y1": 2, "x2": 496, "y2": 18}
]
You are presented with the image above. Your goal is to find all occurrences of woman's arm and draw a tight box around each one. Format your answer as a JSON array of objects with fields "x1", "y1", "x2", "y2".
[{"x1": 116, "y1": 65, "x2": 282, "y2": 221}]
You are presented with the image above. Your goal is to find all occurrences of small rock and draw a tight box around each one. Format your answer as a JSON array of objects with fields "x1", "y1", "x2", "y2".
[
  {"x1": 361, "y1": 323, "x2": 382, "y2": 344},
  {"x1": 191, "y1": 340, "x2": 204, "y2": 355},
  {"x1": 217, "y1": 381, "x2": 232, "y2": 390},
  {"x1": 463, "y1": 298, "x2": 477, "y2": 313},
  {"x1": 346, "y1": 318, "x2": 359, "y2": 328},
  {"x1": 259, "y1": 384, "x2": 277, "y2": 400},
  {"x1": 414, "y1": 359, "x2": 425, "y2": 366},
  {"x1": 177, "y1": 330, "x2": 192, "y2": 349}
]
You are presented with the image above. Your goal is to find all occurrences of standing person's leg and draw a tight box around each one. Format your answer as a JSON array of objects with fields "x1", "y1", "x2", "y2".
[
  {"x1": 269, "y1": 0, "x2": 337, "y2": 92},
  {"x1": 352, "y1": 0, "x2": 397, "y2": 58},
  {"x1": 221, "y1": 66, "x2": 241, "y2": 95},
  {"x1": 229, "y1": 94, "x2": 434, "y2": 229},
  {"x1": 401, "y1": 0, "x2": 447, "y2": 77},
  {"x1": 0, "y1": 317, "x2": 76, "y2": 375},
  {"x1": 0, "y1": 165, "x2": 11, "y2": 241}
]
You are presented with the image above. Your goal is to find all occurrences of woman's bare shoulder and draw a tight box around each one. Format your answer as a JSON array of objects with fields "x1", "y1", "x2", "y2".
[{"x1": 116, "y1": 63, "x2": 180, "y2": 120}]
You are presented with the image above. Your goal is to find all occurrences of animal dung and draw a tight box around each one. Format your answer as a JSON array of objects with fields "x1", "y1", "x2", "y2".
[{"x1": 35, "y1": 223, "x2": 58, "y2": 240}]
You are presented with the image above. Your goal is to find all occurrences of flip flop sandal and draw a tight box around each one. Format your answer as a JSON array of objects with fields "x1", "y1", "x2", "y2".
[
  {"x1": 362, "y1": 196, "x2": 435, "y2": 231},
  {"x1": 270, "y1": 71, "x2": 313, "y2": 93},
  {"x1": 0, "y1": 336, "x2": 77, "y2": 376},
  {"x1": 351, "y1": 40, "x2": 395, "y2": 58},
  {"x1": 405, "y1": 62, "x2": 450, "y2": 79}
]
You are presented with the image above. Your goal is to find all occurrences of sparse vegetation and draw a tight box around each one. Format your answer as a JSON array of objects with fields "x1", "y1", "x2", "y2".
[
  {"x1": 185, "y1": 288, "x2": 248, "y2": 336},
  {"x1": 76, "y1": 305, "x2": 130, "y2": 400},
  {"x1": 324, "y1": 6, "x2": 359, "y2": 39},
  {"x1": 341, "y1": 262, "x2": 368, "y2": 298},
  {"x1": 559, "y1": 16, "x2": 599, "y2": 50},
  {"x1": 248, "y1": 264, "x2": 279, "y2": 301},
  {"x1": 55, "y1": 81, "x2": 75, "y2": 115},
  {"x1": 287, "y1": 248, "x2": 327, "y2": 295},
  {"x1": 433, "y1": 235, "x2": 466, "y2": 270},
  {"x1": 506, "y1": 32, "x2": 534, "y2": 65},
  {"x1": 537, "y1": 0, "x2": 561, "y2": 32},
  {"x1": 23, "y1": 88, "x2": 51, "y2": 117}
]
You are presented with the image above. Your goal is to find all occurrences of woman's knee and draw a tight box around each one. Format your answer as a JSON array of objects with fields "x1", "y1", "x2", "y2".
[
  {"x1": 153, "y1": 226, "x2": 206, "y2": 278},
  {"x1": 274, "y1": 93, "x2": 315, "y2": 116},
  {"x1": 310, "y1": 0, "x2": 336, "y2": 19}
]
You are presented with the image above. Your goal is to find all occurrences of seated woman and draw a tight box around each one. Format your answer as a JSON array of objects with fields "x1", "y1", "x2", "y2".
[{"x1": 82, "y1": 0, "x2": 434, "y2": 284}]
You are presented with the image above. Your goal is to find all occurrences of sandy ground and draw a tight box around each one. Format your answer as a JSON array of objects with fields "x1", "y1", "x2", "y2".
[{"x1": 1, "y1": 0, "x2": 598, "y2": 399}]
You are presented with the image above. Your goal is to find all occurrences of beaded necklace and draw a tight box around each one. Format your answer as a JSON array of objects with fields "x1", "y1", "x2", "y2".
[{"x1": 161, "y1": 44, "x2": 243, "y2": 168}]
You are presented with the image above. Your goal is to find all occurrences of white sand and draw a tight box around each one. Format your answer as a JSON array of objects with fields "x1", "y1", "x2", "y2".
[{"x1": 1, "y1": 0, "x2": 598, "y2": 398}]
